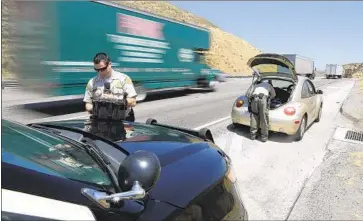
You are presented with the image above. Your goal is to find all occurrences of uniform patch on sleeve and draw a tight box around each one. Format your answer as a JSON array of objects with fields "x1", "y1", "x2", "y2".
[{"x1": 125, "y1": 76, "x2": 132, "y2": 85}]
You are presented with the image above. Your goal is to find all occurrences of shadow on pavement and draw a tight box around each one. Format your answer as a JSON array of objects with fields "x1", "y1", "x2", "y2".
[{"x1": 226, "y1": 123, "x2": 296, "y2": 143}]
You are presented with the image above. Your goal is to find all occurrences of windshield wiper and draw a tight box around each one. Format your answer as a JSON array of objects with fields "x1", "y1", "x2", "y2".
[{"x1": 80, "y1": 137, "x2": 110, "y2": 165}]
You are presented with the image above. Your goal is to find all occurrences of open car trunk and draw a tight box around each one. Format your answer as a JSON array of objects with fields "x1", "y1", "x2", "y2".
[
  {"x1": 269, "y1": 83, "x2": 295, "y2": 110},
  {"x1": 246, "y1": 53, "x2": 299, "y2": 110}
]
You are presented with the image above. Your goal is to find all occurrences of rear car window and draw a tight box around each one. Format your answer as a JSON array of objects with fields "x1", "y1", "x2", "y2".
[{"x1": 301, "y1": 82, "x2": 310, "y2": 98}]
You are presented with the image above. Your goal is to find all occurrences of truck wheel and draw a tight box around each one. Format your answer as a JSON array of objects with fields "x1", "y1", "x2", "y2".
[
  {"x1": 197, "y1": 78, "x2": 216, "y2": 91},
  {"x1": 135, "y1": 85, "x2": 147, "y2": 102}
]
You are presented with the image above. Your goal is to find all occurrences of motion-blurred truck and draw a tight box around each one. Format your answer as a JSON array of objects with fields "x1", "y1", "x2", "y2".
[
  {"x1": 325, "y1": 64, "x2": 344, "y2": 79},
  {"x1": 12, "y1": 1, "x2": 217, "y2": 102},
  {"x1": 282, "y1": 54, "x2": 316, "y2": 79}
]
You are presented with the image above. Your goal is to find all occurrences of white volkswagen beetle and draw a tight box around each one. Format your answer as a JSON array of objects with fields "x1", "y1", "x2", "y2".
[{"x1": 231, "y1": 53, "x2": 324, "y2": 141}]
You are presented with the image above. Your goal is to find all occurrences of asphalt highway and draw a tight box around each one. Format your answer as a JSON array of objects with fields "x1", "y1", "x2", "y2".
[
  {"x1": 2, "y1": 77, "x2": 356, "y2": 219},
  {"x1": 2, "y1": 77, "x2": 340, "y2": 127}
]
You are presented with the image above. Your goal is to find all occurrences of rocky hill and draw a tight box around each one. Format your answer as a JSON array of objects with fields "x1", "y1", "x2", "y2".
[
  {"x1": 115, "y1": 1, "x2": 262, "y2": 74},
  {"x1": 1, "y1": 1, "x2": 262, "y2": 79},
  {"x1": 343, "y1": 63, "x2": 363, "y2": 78}
]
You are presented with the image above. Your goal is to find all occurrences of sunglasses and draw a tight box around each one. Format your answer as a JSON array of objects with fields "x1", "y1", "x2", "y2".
[{"x1": 94, "y1": 63, "x2": 109, "y2": 72}]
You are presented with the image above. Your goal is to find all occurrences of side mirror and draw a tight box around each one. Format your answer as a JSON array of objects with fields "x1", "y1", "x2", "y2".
[
  {"x1": 317, "y1": 89, "x2": 323, "y2": 94},
  {"x1": 81, "y1": 151, "x2": 161, "y2": 210}
]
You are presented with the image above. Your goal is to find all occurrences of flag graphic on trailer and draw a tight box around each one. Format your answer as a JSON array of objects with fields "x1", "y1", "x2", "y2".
[{"x1": 117, "y1": 13, "x2": 165, "y2": 40}]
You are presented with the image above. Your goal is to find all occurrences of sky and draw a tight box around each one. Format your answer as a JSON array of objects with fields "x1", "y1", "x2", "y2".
[{"x1": 171, "y1": 1, "x2": 363, "y2": 69}]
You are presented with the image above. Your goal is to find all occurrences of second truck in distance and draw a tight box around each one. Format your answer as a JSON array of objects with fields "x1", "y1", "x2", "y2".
[{"x1": 325, "y1": 64, "x2": 344, "y2": 79}]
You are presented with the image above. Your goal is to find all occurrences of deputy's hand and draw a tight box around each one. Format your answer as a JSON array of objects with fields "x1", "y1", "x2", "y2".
[
  {"x1": 85, "y1": 103, "x2": 93, "y2": 113},
  {"x1": 126, "y1": 97, "x2": 137, "y2": 108}
]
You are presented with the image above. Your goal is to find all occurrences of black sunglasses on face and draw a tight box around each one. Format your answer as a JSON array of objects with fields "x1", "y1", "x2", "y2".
[{"x1": 94, "y1": 63, "x2": 109, "y2": 72}]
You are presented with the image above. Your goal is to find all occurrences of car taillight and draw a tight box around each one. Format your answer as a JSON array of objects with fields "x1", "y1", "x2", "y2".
[
  {"x1": 235, "y1": 100, "x2": 244, "y2": 107},
  {"x1": 284, "y1": 107, "x2": 296, "y2": 115}
]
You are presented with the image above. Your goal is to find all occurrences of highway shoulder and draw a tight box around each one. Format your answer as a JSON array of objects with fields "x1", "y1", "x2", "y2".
[
  {"x1": 288, "y1": 106, "x2": 363, "y2": 220},
  {"x1": 340, "y1": 77, "x2": 363, "y2": 128}
]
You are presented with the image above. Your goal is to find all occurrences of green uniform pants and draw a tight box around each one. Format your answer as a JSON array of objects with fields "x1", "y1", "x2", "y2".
[{"x1": 250, "y1": 95, "x2": 270, "y2": 139}]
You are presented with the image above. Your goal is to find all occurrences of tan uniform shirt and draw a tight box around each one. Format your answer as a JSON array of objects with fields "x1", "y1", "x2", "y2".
[
  {"x1": 252, "y1": 82, "x2": 276, "y2": 98},
  {"x1": 83, "y1": 70, "x2": 137, "y2": 114}
]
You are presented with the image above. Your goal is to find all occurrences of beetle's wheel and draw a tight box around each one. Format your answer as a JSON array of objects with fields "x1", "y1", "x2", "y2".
[{"x1": 295, "y1": 116, "x2": 306, "y2": 141}]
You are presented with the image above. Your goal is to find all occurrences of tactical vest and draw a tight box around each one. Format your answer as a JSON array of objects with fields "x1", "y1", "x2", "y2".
[{"x1": 91, "y1": 79, "x2": 128, "y2": 121}]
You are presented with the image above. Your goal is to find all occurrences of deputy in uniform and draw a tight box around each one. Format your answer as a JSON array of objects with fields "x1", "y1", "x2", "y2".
[
  {"x1": 247, "y1": 78, "x2": 276, "y2": 142},
  {"x1": 83, "y1": 52, "x2": 138, "y2": 121}
]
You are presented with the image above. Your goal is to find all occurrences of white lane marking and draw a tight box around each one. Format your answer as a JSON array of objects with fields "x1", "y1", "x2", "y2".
[
  {"x1": 193, "y1": 116, "x2": 231, "y2": 130},
  {"x1": 2, "y1": 189, "x2": 96, "y2": 221}
]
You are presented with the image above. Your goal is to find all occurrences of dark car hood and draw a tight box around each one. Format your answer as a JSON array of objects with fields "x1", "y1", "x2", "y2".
[
  {"x1": 34, "y1": 119, "x2": 229, "y2": 208},
  {"x1": 120, "y1": 141, "x2": 228, "y2": 208}
]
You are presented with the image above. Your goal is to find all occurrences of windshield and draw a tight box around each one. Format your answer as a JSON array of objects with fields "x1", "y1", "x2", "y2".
[{"x1": 1, "y1": 120, "x2": 112, "y2": 188}]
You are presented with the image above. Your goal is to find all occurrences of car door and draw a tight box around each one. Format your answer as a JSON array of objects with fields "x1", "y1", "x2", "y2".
[
  {"x1": 300, "y1": 80, "x2": 315, "y2": 125},
  {"x1": 306, "y1": 79, "x2": 320, "y2": 120}
]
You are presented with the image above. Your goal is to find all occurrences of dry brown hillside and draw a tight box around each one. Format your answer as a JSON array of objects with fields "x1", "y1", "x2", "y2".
[
  {"x1": 115, "y1": 1, "x2": 262, "y2": 75},
  {"x1": 343, "y1": 63, "x2": 363, "y2": 78}
]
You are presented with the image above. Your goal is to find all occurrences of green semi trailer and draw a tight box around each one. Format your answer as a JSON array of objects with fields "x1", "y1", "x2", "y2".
[{"x1": 13, "y1": 1, "x2": 217, "y2": 102}]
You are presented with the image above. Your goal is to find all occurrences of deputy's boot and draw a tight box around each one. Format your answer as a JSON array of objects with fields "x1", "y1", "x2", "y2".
[
  {"x1": 260, "y1": 135, "x2": 268, "y2": 142},
  {"x1": 250, "y1": 133, "x2": 257, "y2": 140}
]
